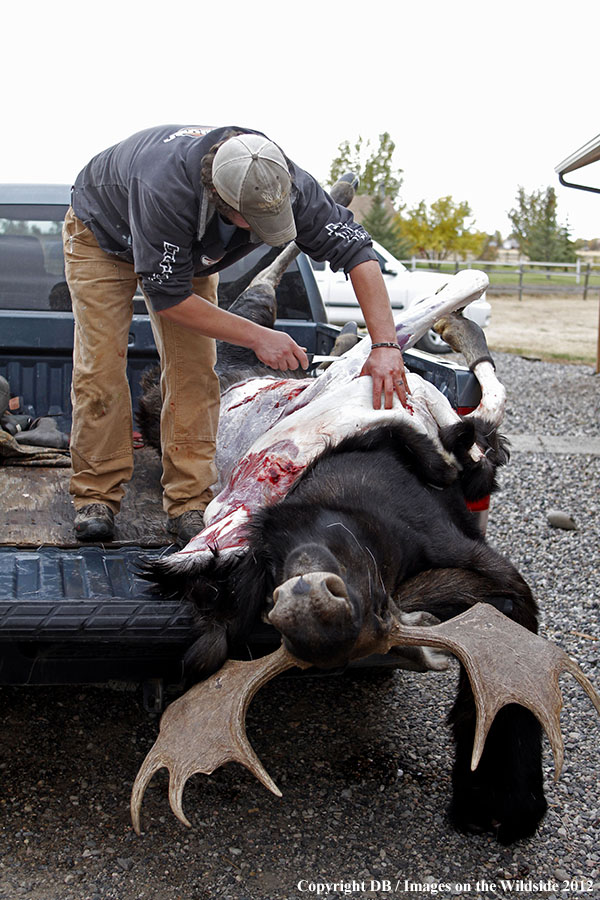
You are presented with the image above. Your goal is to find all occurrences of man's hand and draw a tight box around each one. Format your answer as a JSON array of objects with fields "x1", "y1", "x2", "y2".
[
  {"x1": 347, "y1": 260, "x2": 411, "y2": 409},
  {"x1": 251, "y1": 329, "x2": 309, "y2": 371},
  {"x1": 157, "y1": 293, "x2": 308, "y2": 371},
  {"x1": 361, "y1": 346, "x2": 410, "y2": 410}
]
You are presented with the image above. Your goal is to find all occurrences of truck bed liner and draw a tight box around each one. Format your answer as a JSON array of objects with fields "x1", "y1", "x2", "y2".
[{"x1": 0, "y1": 545, "x2": 187, "y2": 640}]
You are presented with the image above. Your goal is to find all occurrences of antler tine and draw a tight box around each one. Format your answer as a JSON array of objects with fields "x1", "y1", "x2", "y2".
[
  {"x1": 563, "y1": 655, "x2": 600, "y2": 715},
  {"x1": 132, "y1": 604, "x2": 599, "y2": 834},
  {"x1": 131, "y1": 755, "x2": 172, "y2": 834},
  {"x1": 556, "y1": 655, "x2": 600, "y2": 775},
  {"x1": 384, "y1": 603, "x2": 600, "y2": 779},
  {"x1": 131, "y1": 646, "x2": 306, "y2": 834}
]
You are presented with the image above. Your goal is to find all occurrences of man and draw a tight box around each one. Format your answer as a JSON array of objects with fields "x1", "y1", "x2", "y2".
[{"x1": 64, "y1": 125, "x2": 408, "y2": 544}]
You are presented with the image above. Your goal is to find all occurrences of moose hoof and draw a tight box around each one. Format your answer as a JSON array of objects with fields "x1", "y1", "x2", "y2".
[{"x1": 448, "y1": 785, "x2": 547, "y2": 845}]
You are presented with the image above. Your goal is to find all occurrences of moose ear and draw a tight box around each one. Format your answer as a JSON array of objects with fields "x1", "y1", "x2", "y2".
[
  {"x1": 439, "y1": 419, "x2": 476, "y2": 457},
  {"x1": 438, "y1": 419, "x2": 508, "y2": 503},
  {"x1": 472, "y1": 420, "x2": 511, "y2": 468},
  {"x1": 181, "y1": 547, "x2": 271, "y2": 684}
]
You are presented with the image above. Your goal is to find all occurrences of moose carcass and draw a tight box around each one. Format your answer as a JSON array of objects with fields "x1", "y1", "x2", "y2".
[{"x1": 132, "y1": 197, "x2": 600, "y2": 846}]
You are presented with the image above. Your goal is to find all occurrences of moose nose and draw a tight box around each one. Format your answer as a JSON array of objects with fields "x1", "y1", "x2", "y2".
[
  {"x1": 291, "y1": 572, "x2": 348, "y2": 601},
  {"x1": 270, "y1": 571, "x2": 351, "y2": 631},
  {"x1": 319, "y1": 573, "x2": 349, "y2": 603},
  {"x1": 268, "y1": 571, "x2": 357, "y2": 668},
  {"x1": 272, "y1": 572, "x2": 349, "y2": 610}
]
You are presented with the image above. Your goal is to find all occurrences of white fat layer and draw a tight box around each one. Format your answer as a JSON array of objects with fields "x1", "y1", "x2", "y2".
[
  {"x1": 216, "y1": 377, "x2": 310, "y2": 483},
  {"x1": 178, "y1": 374, "x2": 462, "y2": 559},
  {"x1": 172, "y1": 269, "x2": 499, "y2": 563},
  {"x1": 280, "y1": 270, "x2": 490, "y2": 417},
  {"x1": 395, "y1": 269, "x2": 489, "y2": 348},
  {"x1": 214, "y1": 270, "x2": 491, "y2": 484}
]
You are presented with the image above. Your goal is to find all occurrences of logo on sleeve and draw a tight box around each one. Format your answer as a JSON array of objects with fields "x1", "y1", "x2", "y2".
[
  {"x1": 149, "y1": 242, "x2": 180, "y2": 285},
  {"x1": 325, "y1": 222, "x2": 369, "y2": 242},
  {"x1": 163, "y1": 127, "x2": 213, "y2": 143}
]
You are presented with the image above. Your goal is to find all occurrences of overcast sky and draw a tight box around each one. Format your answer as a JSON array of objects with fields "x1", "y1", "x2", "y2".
[{"x1": 4, "y1": 0, "x2": 599, "y2": 240}]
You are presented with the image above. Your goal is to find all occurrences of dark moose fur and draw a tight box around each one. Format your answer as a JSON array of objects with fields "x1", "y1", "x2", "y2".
[
  {"x1": 141, "y1": 268, "x2": 546, "y2": 845},
  {"x1": 149, "y1": 414, "x2": 546, "y2": 845}
]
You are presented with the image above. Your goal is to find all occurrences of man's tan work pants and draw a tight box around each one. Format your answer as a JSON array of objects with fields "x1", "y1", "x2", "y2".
[{"x1": 63, "y1": 207, "x2": 220, "y2": 516}]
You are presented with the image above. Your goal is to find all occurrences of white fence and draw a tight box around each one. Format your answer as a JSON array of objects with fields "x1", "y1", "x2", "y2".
[{"x1": 401, "y1": 258, "x2": 600, "y2": 301}]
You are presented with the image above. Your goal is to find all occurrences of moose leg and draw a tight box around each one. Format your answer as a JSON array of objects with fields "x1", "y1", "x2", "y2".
[
  {"x1": 393, "y1": 563, "x2": 546, "y2": 844},
  {"x1": 448, "y1": 674, "x2": 546, "y2": 844}
]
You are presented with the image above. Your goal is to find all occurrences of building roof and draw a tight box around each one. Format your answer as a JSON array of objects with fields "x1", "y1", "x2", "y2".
[
  {"x1": 348, "y1": 193, "x2": 398, "y2": 224},
  {"x1": 555, "y1": 134, "x2": 600, "y2": 176},
  {"x1": 555, "y1": 135, "x2": 600, "y2": 195}
]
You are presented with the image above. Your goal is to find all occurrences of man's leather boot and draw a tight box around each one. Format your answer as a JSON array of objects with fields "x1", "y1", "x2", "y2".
[
  {"x1": 167, "y1": 509, "x2": 205, "y2": 545},
  {"x1": 74, "y1": 503, "x2": 115, "y2": 541}
]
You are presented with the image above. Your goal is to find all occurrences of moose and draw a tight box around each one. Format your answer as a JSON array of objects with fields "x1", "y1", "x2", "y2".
[{"x1": 132, "y1": 182, "x2": 600, "y2": 846}]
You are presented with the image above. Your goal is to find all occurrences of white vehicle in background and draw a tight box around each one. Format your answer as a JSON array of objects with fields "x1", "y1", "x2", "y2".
[{"x1": 311, "y1": 239, "x2": 491, "y2": 353}]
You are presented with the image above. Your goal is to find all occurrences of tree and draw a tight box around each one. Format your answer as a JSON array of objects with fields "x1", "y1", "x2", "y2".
[
  {"x1": 328, "y1": 132, "x2": 408, "y2": 256},
  {"x1": 397, "y1": 196, "x2": 487, "y2": 262},
  {"x1": 508, "y1": 186, "x2": 576, "y2": 262},
  {"x1": 477, "y1": 230, "x2": 503, "y2": 261},
  {"x1": 0, "y1": 219, "x2": 43, "y2": 236},
  {"x1": 328, "y1": 133, "x2": 403, "y2": 203},
  {"x1": 360, "y1": 190, "x2": 411, "y2": 259}
]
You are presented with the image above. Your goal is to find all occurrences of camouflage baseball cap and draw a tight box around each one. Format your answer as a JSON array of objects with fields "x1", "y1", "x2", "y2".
[{"x1": 212, "y1": 133, "x2": 296, "y2": 246}]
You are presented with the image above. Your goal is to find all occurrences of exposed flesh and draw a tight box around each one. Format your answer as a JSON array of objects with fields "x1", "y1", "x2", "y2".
[
  {"x1": 174, "y1": 271, "x2": 493, "y2": 564},
  {"x1": 177, "y1": 372, "x2": 472, "y2": 563}
]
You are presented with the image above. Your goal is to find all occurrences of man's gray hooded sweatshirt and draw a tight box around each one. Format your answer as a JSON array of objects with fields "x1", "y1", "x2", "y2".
[{"x1": 71, "y1": 124, "x2": 378, "y2": 311}]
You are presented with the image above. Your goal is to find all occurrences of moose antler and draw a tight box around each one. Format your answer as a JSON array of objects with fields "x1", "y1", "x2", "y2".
[
  {"x1": 383, "y1": 603, "x2": 600, "y2": 774},
  {"x1": 131, "y1": 646, "x2": 309, "y2": 835},
  {"x1": 131, "y1": 603, "x2": 600, "y2": 833}
]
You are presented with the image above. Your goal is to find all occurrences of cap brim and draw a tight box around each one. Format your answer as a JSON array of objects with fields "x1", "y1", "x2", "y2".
[{"x1": 245, "y1": 205, "x2": 297, "y2": 246}]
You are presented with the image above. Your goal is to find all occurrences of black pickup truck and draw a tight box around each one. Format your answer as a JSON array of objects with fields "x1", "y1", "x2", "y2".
[{"x1": 0, "y1": 184, "x2": 483, "y2": 699}]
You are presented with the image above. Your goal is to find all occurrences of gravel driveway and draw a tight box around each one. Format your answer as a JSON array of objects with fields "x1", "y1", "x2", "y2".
[{"x1": 1, "y1": 353, "x2": 598, "y2": 900}]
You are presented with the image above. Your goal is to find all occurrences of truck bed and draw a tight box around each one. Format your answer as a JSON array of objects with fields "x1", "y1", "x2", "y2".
[{"x1": 4, "y1": 447, "x2": 168, "y2": 547}]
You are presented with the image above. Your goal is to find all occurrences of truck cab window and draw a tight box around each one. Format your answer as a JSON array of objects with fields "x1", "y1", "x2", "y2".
[{"x1": 0, "y1": 211, "x2": 71, "y2": 311}]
